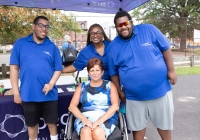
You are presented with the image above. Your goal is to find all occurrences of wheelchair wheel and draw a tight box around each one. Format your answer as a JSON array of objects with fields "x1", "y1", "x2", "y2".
[
  {"x1": 122, "y1": 114, "x2": 129, "y2": 140},
  {"x1": 117, "y1": 111, "x2": 129, "y2": 140},
  {"x1": 64, "y1": 112, "x2": 74, "y2": 140}
]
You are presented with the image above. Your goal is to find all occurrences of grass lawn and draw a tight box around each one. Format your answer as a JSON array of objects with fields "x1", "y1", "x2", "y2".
[
  {"x1": 63, "y1": 66, "x2": 200, "y2": 82},
  {"x1": 75, "y1": 67, "x2": 200, "y2": 82},
  {"x1": 78, "y1": 67, "x2": 200, "y2": 81},
  {"x1": 175, "y1": 66, "x2": 200, "y2": 75}
]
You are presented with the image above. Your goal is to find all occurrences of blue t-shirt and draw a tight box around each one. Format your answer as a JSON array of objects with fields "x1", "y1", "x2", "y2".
[
  {"x1": 73, "y1": 40, "x2": 111, "y2": 80},
  {"x1": 108, "y1": 24, "x2": 172, "y2": 101},
  {"x1": 62, "y1": 42, "x2": 69, "y2": 50},
  {"x1": 10, "y1": 33, "x2": 63, "y2": 102}
]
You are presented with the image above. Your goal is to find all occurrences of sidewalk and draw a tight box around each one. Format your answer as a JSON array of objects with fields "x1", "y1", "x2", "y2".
[{"x1": 144, "y1": 75, "x2": 200, "y2": 140}]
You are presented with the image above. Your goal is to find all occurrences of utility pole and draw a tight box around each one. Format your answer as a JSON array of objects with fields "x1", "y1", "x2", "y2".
[{"x1": 74, "y1": 16, "x2": 77, "y2": 49}]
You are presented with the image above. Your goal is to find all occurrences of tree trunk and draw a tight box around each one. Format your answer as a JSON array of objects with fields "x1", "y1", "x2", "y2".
[
  {"x1": 179, "y1": 17, "x2": 187, "y2": 52},
  {"x1": 179, "y1": 38, "x2": 187, "y2": 52}
]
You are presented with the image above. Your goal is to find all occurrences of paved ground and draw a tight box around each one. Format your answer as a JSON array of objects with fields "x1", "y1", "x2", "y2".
[
  {"x1": 1, "y1": 54, "x2": 200, "y2": 140},
  {"x1": 142, "y1": 75, "x2": 200, "y2": 140}
]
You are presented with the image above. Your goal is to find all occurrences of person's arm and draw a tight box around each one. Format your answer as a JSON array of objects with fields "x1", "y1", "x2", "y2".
[
  {"x1": 162, "y1": 48, "x2": 177, "y2": 85},
  {"x1": 10, "y1": 65, "x2": 21, "y2": 104},
  {"x1": 92, "y1": 82, "x2": 119, "y2": 129},
  {"x1": 62, "y1": 65, "x2": 77, "y2": 73},
  {"x1": 111, "y1": 75, "x2": 126, "y2": 101},
  {"x1": 68, "y1": 84, "x2": 93, "y2": 128},
  {"x1": 43, "y1": 71, "x2": 62, "y2": 95}
]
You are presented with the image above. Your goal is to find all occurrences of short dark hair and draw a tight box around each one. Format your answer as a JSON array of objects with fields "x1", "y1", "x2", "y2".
[
  {"x1": 33, "y1": 16, "x2": 49, "y2": 24},
  {"x1": 114, "y1": 10, "x2": 132, "y2": 25},
  {"x1": 87, "y1": 58, "x2": 103, "y2": 72},
  {"x1": 86, "y1": 23, "x2": 111, "y2": 46}
]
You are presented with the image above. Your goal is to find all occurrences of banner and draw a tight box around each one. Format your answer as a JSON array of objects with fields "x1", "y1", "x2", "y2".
[
  {"x1": 194, "y1": 29, "x2": 200, "y2": 43},
  {"x1": 187, "y1": 29, "x2": 200, "y2": 48}
]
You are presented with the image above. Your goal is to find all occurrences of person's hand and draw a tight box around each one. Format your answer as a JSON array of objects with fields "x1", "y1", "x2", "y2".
[
  {"x1": 92, "y1": 120, "x2": 102, "y2": 130},
  {"x1": 82, "y1": 119, "x2": 93, "y2": 129},
  {"x1": 14, "y1": 93, "x2": 22, "y2": 104},
  {"x1": 43, "y1": 83, "x2": 54, "y2": 95},
  {"x1": 168, "y1": 70, "x2": 177, "y2": 85},
  {"x1": 119, "y1": 90, "x2": 126, "y2": 102}
]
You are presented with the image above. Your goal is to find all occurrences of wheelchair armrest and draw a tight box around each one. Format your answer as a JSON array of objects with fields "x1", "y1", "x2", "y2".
[{"x1": 116, "y1": 110, "x2": 124, "y2": 132}]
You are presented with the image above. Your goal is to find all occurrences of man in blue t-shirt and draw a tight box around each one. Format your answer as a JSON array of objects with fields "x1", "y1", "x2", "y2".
[
  {"x1": 10, "y1": 16, "x2": 62, "y2": 140},
  {"x1": 108, "y1": 10, "x2": 177, "y2": 140}
]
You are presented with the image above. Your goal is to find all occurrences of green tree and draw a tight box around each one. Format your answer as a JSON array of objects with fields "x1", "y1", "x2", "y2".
[
  {"x1": 0, "y1": 6, "x2": 82, "y2": 45},
  {"x1": 132, "y1": 0, "x2": 200, "y2": 51}
]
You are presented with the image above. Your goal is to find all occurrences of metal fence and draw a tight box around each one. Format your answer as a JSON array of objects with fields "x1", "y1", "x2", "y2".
[
  {"x1": 0, "y1": 64, "x2": 10, "y2": 79},
  {"x1": 174, "y1": 55, "x2": 200, "y2": 67}
]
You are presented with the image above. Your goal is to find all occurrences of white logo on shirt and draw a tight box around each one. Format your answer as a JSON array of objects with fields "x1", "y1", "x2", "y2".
[
  {"x1": 142, "y1": 42, "x2": 151, "y2": 46},
  {"x1": 68, "y1": 53, "x2": 73, "y2": 56},
  {"x1": 43, "y1": 51, "x2": 51, "y2": 56}
]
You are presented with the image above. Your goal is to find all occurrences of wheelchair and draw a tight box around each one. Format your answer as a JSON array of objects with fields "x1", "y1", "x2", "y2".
[
  {"x1": 62, "y1": 110, "x2": 129, "y2": 140},
  {"x1": 62, "y1": 72, "x2": 128, "y2": 139}
]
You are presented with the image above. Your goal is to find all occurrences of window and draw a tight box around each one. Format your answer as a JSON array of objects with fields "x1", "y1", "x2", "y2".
[
  {"x1": 83, "y1": 41, "x2": 86, "y2": 47},
  {"x1": 77, "y1": 41, "x2": 81, "y2": 47},
  {"x1": 72, "y1": 41, "x2": 76, "y2": 47},
  {"x1": 81, "y1": 23, "x2": 85, "y2": 29}
]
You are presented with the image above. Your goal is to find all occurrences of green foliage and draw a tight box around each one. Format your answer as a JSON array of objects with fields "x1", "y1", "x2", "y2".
[
  {"x1": 0, "y1": 6, "x2": 82, "y2": 45},
  {"x1": 79, "y1": 77, "x2": 88, "y2": 82},
  {"x1": 192, "y1": 49, "x2": 200, "y2": 56},
  {"x1": 132, "y1": 0, "x2": 200, "y2": 51},
  {"x1": 196, "y1": 50, "x2": 200, "y2": 56},
  {"x1": 175, "y1": 66, "x2": 200, "y2": 75}
]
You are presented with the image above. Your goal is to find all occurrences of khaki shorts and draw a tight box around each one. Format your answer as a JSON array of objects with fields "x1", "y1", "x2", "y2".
[{"x1": 126, "y1": 90, "x2": 174, "y2": 131}]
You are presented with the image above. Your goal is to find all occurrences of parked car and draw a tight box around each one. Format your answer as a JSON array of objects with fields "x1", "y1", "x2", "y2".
[
  {"x1": 6, "y1": 49, "x2": 12, "y2": 53},
  {"x1": 170, "y1": 43, "x2": 180, "y2": 48}
]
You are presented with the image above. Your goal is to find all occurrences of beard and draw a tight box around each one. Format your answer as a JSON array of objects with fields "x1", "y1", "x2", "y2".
[
  {"x1": 118, "y1": 26, "x2": 134, "y2": 40},
  {"x1": 119, "y1": 32, "x2": 134, "y2": 40}
]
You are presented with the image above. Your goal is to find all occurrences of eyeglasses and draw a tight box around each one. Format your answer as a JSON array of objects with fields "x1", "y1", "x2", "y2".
[
  {"x1": 35, "y1": 23, "x2": 51, "y2": 30},
  {"x1": 90, "y1": 31, "x2": 102, "y2": 37},
  {"x1": 116, "y1": 20, "x2": 132, "y2": 28}
]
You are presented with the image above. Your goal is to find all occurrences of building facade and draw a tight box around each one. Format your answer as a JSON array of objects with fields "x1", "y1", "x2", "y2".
[{"x1": 68, "y1": 21, "x2": 88, "y2": 51}]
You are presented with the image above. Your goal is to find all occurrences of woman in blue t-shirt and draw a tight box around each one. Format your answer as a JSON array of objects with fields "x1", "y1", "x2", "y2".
[{"x1": 62, "y1": 23, "x2": 111, "y2": 80}]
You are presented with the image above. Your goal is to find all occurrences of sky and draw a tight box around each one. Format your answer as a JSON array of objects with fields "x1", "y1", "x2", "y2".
[
  {"x1": 64, "y1": 11, "x2": 138, "y2": 27},
  {"x1": 65, "y1": 11, "x2": 115, "y2": 27},
  {"x1": 63, "y1": 11, "x2": 138, "y2": 40}
]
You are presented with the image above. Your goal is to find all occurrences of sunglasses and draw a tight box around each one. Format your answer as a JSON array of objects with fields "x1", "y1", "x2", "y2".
[
  {"x1": 116, "y1": 20, "x2": 132, "y2": 28},
  {"x1": 35, "y1": 23, "x2": 51, "y2": 30}
]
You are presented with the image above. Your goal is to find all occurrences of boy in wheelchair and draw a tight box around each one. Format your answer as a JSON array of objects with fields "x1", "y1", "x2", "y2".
[{"x1": 68, "y1": 58, "x2": 119, "y2": 140}]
